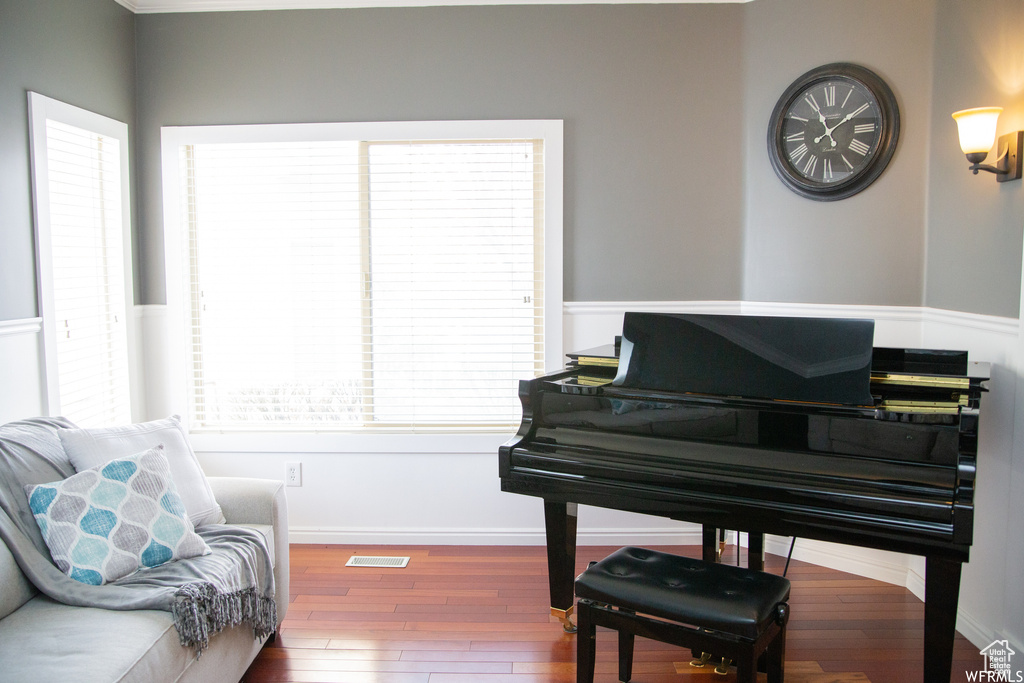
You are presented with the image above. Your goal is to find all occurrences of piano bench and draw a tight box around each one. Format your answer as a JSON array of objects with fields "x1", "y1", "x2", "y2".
[{"x1": 574, "y1": 547, "x2": 791, "y2": 683}]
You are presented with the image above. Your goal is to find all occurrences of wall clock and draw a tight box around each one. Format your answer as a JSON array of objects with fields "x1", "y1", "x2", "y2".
[{"x1": 767, "y1": 63, "x2": 900, "y2": 201}]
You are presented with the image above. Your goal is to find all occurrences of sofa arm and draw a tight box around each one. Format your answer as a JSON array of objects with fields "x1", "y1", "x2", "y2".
[
  {"x1": 208, "y1": 477, "x2": 285, "y2": 526},
  {"x1": 206, "y1": 476, "x2": 289, "y2": 626}
]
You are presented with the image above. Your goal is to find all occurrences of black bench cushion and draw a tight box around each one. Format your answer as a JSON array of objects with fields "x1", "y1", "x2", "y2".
[{"x1": 574, "y1": 547, "x2": 791, "y2": 640}]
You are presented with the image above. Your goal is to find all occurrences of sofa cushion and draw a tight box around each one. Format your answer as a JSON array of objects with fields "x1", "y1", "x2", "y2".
[
  {"x1": 0, "y1": 520, "x2": 279, "y2": 682},
  {"x1": 58, "y1": 416, "x2": 224, "y2": 527},
  {"x1": 0, "y1": 595, "x2": 184, "y2": 683},
  {"x1": 0, "y1": 593, "x2": 268, "y2": 683},
  {"x1": 25, "y1": 448, "x2": 210, "y2": 585}
]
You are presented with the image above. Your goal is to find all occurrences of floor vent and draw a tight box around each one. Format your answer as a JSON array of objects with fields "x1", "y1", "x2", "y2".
[{"x1": 345, "y1": 555, "x2": 410, "y2": 568}]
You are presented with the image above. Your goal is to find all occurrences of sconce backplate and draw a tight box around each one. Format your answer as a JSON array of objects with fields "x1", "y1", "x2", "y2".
[{"x1": 996, "y1": 131, "x2": 1023, "y2": 182}]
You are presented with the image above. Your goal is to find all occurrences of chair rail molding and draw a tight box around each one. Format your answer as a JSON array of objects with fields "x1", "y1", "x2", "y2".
[
  {"x1": 0, "y1": 317, "x2": 42, "y2": 338},
  {"x1": 118, "y1": 0, "x2": 755, "y2": 14}
]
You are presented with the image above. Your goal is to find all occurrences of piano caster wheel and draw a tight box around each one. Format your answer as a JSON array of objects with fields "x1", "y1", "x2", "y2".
[
  {"x1": 689, "y1": 651, "x2": 712, "y2": 668},
  {"x1": 551, "y1": 607, "x2": 576, "y2": 633},
  {"x1": 714, "y1": 657, "x2": 732, "y2": 676}
]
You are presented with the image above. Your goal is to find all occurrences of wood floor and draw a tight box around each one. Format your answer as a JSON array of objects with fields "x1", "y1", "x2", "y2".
[{"x1": 242, "y1": 543, "x2": 985, "y2": 683}]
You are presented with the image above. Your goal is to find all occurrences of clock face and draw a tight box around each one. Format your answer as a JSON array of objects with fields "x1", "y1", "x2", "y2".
[{"x1": 768, "y1": 64, "x2": 899, "y2": 201}]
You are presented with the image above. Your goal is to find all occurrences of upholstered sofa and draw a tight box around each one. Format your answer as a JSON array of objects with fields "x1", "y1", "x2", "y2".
[{"x1": 0, "y1": 417, "x2": 289, "y2": 683}]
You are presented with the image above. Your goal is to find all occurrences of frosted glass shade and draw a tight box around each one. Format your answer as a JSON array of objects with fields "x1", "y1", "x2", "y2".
[{"x1": 952, "y1": 107, "x2": 1002, "y2": 155}]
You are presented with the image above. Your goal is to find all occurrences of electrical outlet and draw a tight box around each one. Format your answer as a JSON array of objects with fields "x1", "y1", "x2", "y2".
[{"x1": 286, "y1": 462, "x2": 302, "y2": 487}]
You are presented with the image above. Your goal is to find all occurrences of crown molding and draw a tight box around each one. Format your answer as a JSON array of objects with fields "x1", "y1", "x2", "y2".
[{"x1": 117, "y1": 0, "x2": 753, "y2": 13}]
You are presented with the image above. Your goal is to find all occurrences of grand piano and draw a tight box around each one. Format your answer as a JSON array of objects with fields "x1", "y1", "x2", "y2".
[{"x1": 499, "y1": 312, "x2": 987, "y2": 683}]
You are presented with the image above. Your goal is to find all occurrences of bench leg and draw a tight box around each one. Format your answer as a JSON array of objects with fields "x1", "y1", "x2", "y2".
[
  {"x1": 735, "y1": 654, "x2": 757, "y2": 683},
  {"x1": 766, "y1": 623, "x2": 787, "y2": 683},
  {"x1": 576, "y1": 602, "x2": 597, "y2": 683},
  {"x1": 617, "y1": 619, "x2": 635, "y2": 682}
]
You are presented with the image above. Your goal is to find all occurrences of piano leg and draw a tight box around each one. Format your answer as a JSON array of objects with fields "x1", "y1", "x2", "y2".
[
  {"x1": 924, "y1": 556, "x2": 962, "y2": 683},
  {"x1": 701, "y1": 526, "x2": 765, "y2": 571},
  {"x1": 702, "y1": 525, "x2": 718, "y2": 563},
  {"x1": 543, "y1": 500, "x2": 578, "y2": 632},
  {"x1": 748, "y1": 532, "x2": 765, "y2": 571}
]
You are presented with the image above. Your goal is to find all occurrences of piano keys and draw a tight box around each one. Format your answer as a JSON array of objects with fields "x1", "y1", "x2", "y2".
[{"x1": 498, "y1": 312, "x2": 987, "y2": 683}]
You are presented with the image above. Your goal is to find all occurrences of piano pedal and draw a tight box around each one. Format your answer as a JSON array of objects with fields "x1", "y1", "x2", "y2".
[
  {"x1": 688, "y1": 651, "x2": 712, "y2": 668},
  {"x1": 714, "y1": 657, "x2": 732, "y2": 676}
]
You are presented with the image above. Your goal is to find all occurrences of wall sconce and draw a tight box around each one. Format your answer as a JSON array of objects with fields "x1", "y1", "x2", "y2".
[{"x1": 951, "y1": 107, "x2": 1023, "y2": 182}]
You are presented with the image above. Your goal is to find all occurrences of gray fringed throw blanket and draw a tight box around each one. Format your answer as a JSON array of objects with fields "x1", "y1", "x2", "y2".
[{"x1": 0, "y1": 417, "x2": 276, "y2": 653}]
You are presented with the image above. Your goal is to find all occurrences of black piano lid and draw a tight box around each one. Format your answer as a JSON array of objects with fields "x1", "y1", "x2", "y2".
[{"x1": 612, "y1": 312, "x2": 876, "y2": 406}]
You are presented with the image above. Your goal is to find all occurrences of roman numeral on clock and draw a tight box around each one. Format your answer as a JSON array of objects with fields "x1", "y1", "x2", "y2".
[
  {"x1": 802, "y1": 154, "x2": 818, "y2": 177},
  {"x1": 854, "y1": 123, "x2": 875, "y2": 134},
  {"x1": 790, "y1": 143, "x2": 809, "y2": 165},
  {"x1": 849, "y1": 138, "x2": 870, "y2": 156},
  {"x1": 841, "y1": 87, "x2": 853, "y2": 109}
]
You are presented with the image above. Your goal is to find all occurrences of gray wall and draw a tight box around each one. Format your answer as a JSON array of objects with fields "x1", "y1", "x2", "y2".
[
  {"x1": 741, "y1": 0, "x2": 936, "y2": 308},
  {"x1": 134, "y1": 5, "x2": 747, "y2": 305},
  {"x1": 926, "y1": 0, "x2": 1024, "y2": 317},
  {"x1": 3, "y1": 0, "x2": 1024, "y2": 321},
  {"x1": 927, "y1": 0, "x2": 1024, "y2": 648},
  {"x1": 0, "y1": 0, "x2": 136, "y2": 320}
]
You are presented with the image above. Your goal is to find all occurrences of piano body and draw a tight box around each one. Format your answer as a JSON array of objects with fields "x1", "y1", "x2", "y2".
[{"x1": 498, "y1": 312, "x2": 987, "y2": 683}]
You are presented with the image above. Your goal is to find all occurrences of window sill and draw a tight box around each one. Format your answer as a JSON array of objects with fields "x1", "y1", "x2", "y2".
[{"x1": 188, "y1": 429, "x2": 516, "y2": 454}]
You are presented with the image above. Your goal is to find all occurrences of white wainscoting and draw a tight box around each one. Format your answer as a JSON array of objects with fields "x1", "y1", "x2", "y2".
[
  {"x1": 919, "y1": 307, "x2": 1020, "y2": 652},
  {"x1": 0, "y1": 318, "x2": 45, "y2": 424},
  {"x1": 5, "y1": 301, "x2": 1016, "y2": 650}
]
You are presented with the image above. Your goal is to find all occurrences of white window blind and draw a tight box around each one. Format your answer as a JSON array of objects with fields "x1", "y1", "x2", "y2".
[
  {"x1": 164, "y1": 121, "x2": 562, "y2": 432},
  {"x1": 29, "y1": 93, "x2": 134, "y2": 428}
]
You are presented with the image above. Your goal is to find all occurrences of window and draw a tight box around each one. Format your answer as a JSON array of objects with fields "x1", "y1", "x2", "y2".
[
  {"x1": 161, "y1": 120, "x2": 562, "y2": 432},
  {"x1": 28, "y1": 93, "x2": 135, "y2": 428}
]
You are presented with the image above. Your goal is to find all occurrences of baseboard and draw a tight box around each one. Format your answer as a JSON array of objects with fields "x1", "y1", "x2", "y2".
[
  {"x1": 763, "y1": 535, "x2": 913, "y2": 587},
  {"x1": 906, "y1": 562, "x2": 925, "y2": 601},
  {"x1": 956, "y1": 608, "x2": 996, "y2": 651},
  {"x1": 288, "y1": 526, "x2": 705, "y2": 547},
  {"x1": 289, "y1": 526, "x2": 913, "y2": 588},
  {"x1": 752, "y1": 537, "x2": 999, "y2": 650},
  {"x1": 953, "y1": 615, "x2": 1024, "y2": 656}
]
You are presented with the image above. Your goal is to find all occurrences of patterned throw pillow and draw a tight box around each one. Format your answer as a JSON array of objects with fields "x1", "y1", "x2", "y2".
[{"x1": 24, "y1": 446, "x2": 211, "y2": 585}]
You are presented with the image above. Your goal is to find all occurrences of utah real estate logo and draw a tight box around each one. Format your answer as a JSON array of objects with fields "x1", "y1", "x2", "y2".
[{"x1": 968, "y1": 640, "x2": 1022, "y2": 682}]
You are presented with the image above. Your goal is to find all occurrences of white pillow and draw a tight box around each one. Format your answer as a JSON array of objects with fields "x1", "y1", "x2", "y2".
[{"x1": 59, "y1": 416, "x2": 225, "y2": 527}]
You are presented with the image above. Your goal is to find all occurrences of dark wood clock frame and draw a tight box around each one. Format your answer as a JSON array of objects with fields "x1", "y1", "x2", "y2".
[{"x1": 768, "y1": 62, "x2": 900, "y2": 201}]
